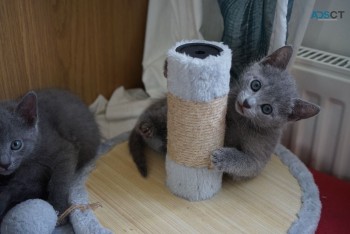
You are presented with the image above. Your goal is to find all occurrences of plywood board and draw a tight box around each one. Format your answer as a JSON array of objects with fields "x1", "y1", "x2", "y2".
[{"x1": 87, "y1": 142, "x2": 301, "y2": 233}]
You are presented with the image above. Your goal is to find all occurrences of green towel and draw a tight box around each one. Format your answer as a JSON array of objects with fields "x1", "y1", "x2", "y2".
[{"x1": 218, "y1": 0, "x2": 294, "y2": 82}]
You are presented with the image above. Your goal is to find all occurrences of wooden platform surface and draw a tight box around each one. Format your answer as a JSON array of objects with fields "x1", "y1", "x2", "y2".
[{"x1": 86, "y1": 142, "x2": 301, "y2": 233}]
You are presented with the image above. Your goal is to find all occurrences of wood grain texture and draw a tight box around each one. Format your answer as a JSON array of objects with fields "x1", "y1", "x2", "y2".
[
  {"x1": 0, "y1": 0, "x2": 148, "y2": 104},
  {"x1": 87, "y1": 142, "x2": 301, "y2": 233}
]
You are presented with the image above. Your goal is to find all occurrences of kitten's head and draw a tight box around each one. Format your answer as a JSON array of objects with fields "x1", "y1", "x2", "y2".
[
  {"x1": 232, "y1": 46, "x2": 320, "y2": 128},
  {"x1": 0, "y1": 92, "x2": 39, "y2": 175}
]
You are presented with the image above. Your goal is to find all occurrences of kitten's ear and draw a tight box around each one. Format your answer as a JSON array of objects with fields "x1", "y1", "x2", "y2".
[
  {"x1": 288, "y1": 99, "x2": 320, "y2": 121},
  {"x1": 260, "y1": 46, "x2": 293, "y2": 70},
  {"x1": 16, "y1": 91, "x2": 38, "y2": 126}
]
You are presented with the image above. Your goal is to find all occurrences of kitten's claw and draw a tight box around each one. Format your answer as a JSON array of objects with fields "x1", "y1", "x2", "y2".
[{"x1": 211, "y1": 148, "x2": 227, "y2": 171}]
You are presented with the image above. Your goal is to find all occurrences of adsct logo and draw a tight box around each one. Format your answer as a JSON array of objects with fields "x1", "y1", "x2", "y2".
[{"x1": 311, "y1": 10, "x2": 345, "y2": 21}]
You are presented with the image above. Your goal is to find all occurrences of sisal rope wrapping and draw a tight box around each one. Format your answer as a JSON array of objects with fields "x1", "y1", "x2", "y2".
[
  {"x1": 167, "y1": 93, "x2": 227, "y2": 168},
  {"x1": 165, "y1": 40, "x2": 231, "y2": 201}
]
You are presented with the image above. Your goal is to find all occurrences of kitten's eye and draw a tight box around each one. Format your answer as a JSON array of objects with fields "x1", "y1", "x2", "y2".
[
  {"x1": 250, "y1": 80, "x2": 261, "y2": 92},
  {"x1": 10, "y1": 140, "x2": 23, "y2": 151},
  {"x1": 261, "y1": 104, "x2": 273, "y2": 115}
]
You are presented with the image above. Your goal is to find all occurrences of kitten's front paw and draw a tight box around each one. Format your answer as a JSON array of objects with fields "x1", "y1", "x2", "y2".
[
  {"x1": 139, "y1": 122, "x2": 154, "y2": 138},
  {"x1": 211, "y1": 148, "x2": 228, "y2": 171}
]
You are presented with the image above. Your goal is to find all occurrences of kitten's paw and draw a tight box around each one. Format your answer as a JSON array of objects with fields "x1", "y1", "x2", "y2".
[
  {"x1": 211, "y1": 148, "x2": 228, "y2": 171},
  {"x1": 137, "y1": 164, "x2": 148, "y2": 178},
  {"x1": 139, "y1": 122, "x2": 153, "y2": 138}
]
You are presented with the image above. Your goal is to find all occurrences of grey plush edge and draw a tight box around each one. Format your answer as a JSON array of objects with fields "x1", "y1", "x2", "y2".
[
  {"x1": 275, "y1": 144, "x2": 321, "y2": 234},
  {"x1": 53, "y1": 132, "x2": 132, "y2": 234},
  {"x1": 99, "y1": 133, "x2": 321, "y2": 233},
  {"x1": 98, "y1": 131, "x2": 131, "y2": 156}
]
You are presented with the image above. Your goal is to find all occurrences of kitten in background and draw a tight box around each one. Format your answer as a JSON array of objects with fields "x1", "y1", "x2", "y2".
[
  {"x1": 128, "y1": 46, "x2": 320, "y2": 180},
  {"x1": 128, "y1": 99, "x2": 167, "y2": 177},
  {"x1": 0, "y1": 89, "x2": 100, "y2": 222}
]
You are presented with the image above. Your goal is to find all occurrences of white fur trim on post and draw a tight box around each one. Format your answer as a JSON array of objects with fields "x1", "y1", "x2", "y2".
[
  {"x1": 167, "y1": 40, "x2": 231, "y2": 102},
  {"x1": 166, "y1": 40, "x2": 231, "y2": 201}
]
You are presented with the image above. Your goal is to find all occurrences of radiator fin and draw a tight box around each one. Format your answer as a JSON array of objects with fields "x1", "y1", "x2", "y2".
[
  {"x1": 313, "y1": 98, "x2": 344, "y2": 173},
  {"x1": 297, "y1": 47, "x2": 350, "y2": 72},
  {"x1": 286, "y1": 46, "x2": 350, "y2": 179}
]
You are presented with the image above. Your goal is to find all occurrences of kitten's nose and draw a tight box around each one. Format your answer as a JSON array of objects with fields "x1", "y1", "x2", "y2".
[
  {"x1": 242, "y1": 99, "x2": 251, "y2": 109},
  {"x1": 0, "y1": 162, "x2": 11, "y2": 170}
]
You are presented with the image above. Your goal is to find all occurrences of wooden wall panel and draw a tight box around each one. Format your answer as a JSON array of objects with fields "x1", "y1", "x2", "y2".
[{"x1": 0, "y1": 0, "x2": 148, "y2": 104}]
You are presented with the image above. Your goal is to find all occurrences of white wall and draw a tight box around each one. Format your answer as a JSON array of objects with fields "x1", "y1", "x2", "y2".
[{"x1": 302, "y1": 0, "x2": 350, "y2": 57}]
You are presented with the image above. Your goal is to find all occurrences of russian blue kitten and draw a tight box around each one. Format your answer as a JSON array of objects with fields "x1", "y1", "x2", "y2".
[
  {"x1": 0, "y1": 89, "x2": 100, "y2": 221},
  {"x1": 129, "y1": 46, "x2": 320, "y2": 179},
  {"x1": 128, "y1": 99, "x2": 167, "y2": 177},
  {"x1": 211, "y1": 46, "x2": 320, "y2": 179}
]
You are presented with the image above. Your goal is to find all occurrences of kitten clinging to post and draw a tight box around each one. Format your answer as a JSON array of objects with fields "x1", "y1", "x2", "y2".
[
  {"x1": 129, "y1": 46, "x2": 320, "y2": 179},
  {"x1": 211, "y1": 46, "x2": 320, "y2": 180},
  {"x1": 0, "y1": 89, "x2": 100, "y2": 222}
]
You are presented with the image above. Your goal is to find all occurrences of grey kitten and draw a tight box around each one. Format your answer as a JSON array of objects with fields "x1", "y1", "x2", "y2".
[
  {"x1": 211, "y1": 46, "x2": 319, "y2": 180},
  {"x1": 0, "y1": 89, "x2": 100, "y2": 221},
  {"x1": 128, "y1": 99, "x2": 167, "y2": 177},
  {"x1": 129, "y1": 46, "x2": 320, "y2": 179}
]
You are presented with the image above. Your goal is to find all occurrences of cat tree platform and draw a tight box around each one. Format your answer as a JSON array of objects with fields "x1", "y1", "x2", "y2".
[{"x1": 86, "y1": 137, "x2": 320, "y2": 233}]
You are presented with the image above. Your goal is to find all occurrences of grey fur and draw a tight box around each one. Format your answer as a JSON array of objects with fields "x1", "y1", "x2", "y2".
[
  {"x1": 274, "y1": 144, "x2": 321, "y2": 234},
  {"x1": 129, "y1": 46, "x2": 320, "y2": 181},
  {"x1": 211, "y1": 46, "x2": 320, "y2": 179},
  {"x1": 55, "y1": 159, "x2": 112, "y2": 234},
  {"x1": 1, "y1": 159, "x2": 112, "y2": 234},
  {"x1": 128, "y1": 99, "x2": 167, "y2": 177},
  {"x1": 0, "y1": 89, "x2": 100, "y2": 222}
]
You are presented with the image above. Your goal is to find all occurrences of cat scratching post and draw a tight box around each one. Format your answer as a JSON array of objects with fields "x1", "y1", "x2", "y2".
[{"x1": 166, "y1": 40, "x2": 231, "y2": 201}]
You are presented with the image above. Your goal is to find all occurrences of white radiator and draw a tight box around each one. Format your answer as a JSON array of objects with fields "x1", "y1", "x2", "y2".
[{"x1": 282, "y1": 46, "x2": 350, "y2": 180}]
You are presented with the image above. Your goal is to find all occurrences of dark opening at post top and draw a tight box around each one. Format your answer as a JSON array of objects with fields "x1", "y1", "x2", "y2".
[{"x1": 175, "y1": 43, "x2": 223, "y2": 59}]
